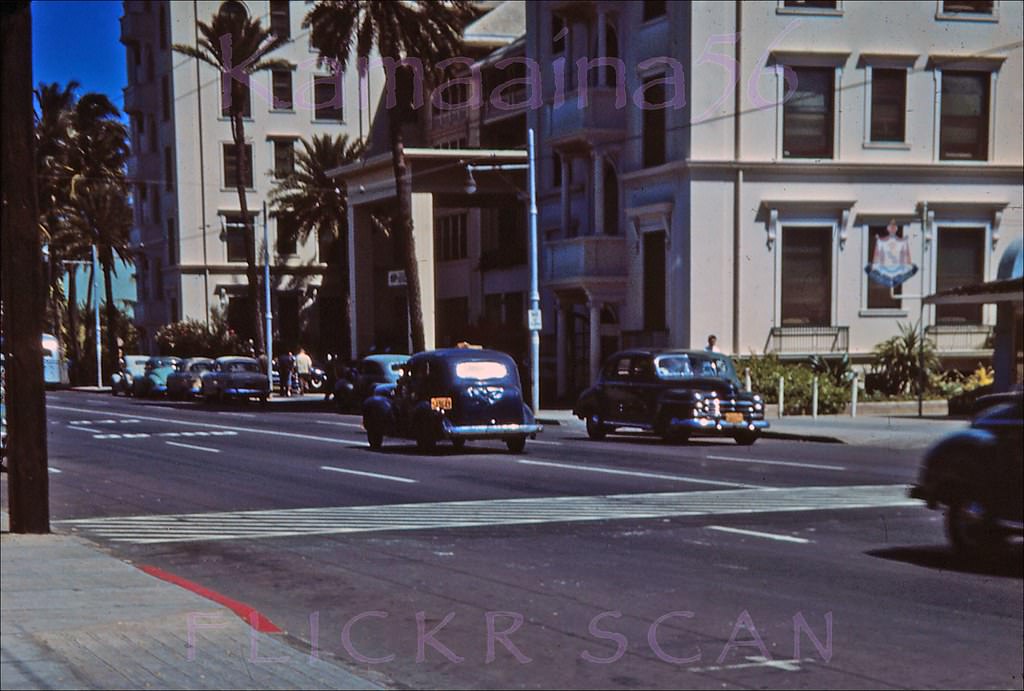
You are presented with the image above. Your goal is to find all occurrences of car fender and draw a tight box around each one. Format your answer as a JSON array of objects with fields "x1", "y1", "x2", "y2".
[
  {"x1": 362, "y1": 395, "x2": 396, "y2": 433},
  {"x1": 573, "y1": 387, "x2": 600, "y2": 418},
  {"x1": 919, "y1": 428, "x2": 998, "y2": 501}
]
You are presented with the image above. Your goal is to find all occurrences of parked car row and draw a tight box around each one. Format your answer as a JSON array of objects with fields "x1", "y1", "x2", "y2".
[{"x1": 111, "y1": 355, "x2": 270, "y2": 403}]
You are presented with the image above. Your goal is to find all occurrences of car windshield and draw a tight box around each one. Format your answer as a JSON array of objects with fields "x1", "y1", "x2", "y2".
[
  {"x1": 455, "y1": 360, "x2": 509, "y2": 381},
  {"x1": 148, "y1": 358, "x2": 179, "y2": 369},
  {"x1": 654, "y1": 354, "x2": 738, "y2": 382},
  {"x1": 225, "y1": 361, "x2": 259, "y2": 373},
  {"x1": 191, "y1": 362, "x2": 213, "y2": 373}
]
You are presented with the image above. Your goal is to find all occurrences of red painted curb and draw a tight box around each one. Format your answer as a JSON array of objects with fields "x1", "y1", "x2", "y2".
[{"x1": 138, "y1": 564, "x2": 282, "y2": 633}]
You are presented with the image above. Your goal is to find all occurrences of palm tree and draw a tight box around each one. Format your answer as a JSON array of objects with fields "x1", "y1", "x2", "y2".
[
  {"x1": 304, "y1": 0, "x2": 478, "y2": 353},
  {"x1": 174, "y1": 8, "x2": 288, "y2": 356},
  {"x1": 64, "y1": 181, "x2": 133, "y2": 380},
  {"x1": 270, "y1": 133, "x2": 364, "y2": 355}
]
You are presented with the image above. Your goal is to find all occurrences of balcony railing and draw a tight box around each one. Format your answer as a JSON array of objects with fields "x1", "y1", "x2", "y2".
[
  {"x1": 766, "y1": 326, "x2": 850, "y2": 356},
  {"x1": 483, "y1": 86, "x2": 530, "y2": 123},
  {"x1": 431, "y1": 103, "x2": 470, "y2": 129},
  {"x1": 925, "y1": 323, "x2": 994, "y2": 352},
  {"x1": 542, "y1": 236, "x2": 627, "y2": 284},
  {"x1": 549, "y1": 87, "x2": 626, "y2": 144}
]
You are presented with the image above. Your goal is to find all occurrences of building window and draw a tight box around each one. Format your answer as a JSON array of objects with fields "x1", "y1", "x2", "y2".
[
  {"x1": 146, "y1": 46, "x2": 154, "y2": 81},
  {"x1": 224, "y1": 215, "x2": 251, "y2": 263},
  {"x1": 223, "y1": 143, "x2": 253, "y2": 188},
  {"x1": 154, "y1": 259, "x2": 164, "y2": 300},
  {"x1": 941, "y1": 1, "x2": 994, "y2": 13},
  {"x1": 551, "y1": 14, "x2": 566, "y2": 56},
  {"x1": 642, "y1": 77, "x2": 666, "y2": 168},
  {"x1": 783, "y1": 66, "x2": 834, "y2": 159},
  {"x1": 163, "y1": 146, "x2": 174, "y2": 191},
  {"x1": 221, "y1": 75, "x2": 251, "y2": 117},
  {"x1": 870, "y1": 68, "x2": 906, "y2": 142},
  {"x1": 436, "y1": 297, "x2": 469, "y2": 348},
  {"x1": 272, "y1": 69, "x2": 293, "y2": 109},
  {"x1": 481, "y1": 208, "x2": 526, "y2": 268},
  {"x1": 159, "y1": 5, "x2": 168, "y2": 49},
  {"x1": 552, "y1": 152, "x2": 562, "y2": 188},
  {"x1": 643, "y1": 231, "x2": 666, "y2": 331},
  {"x1": 151, "y1": 187, "x2": 161, "y2": 224},
  {"x1": 935, "y1": 227, "x2": 985, "y2": 324},
  {"x1": 314, "y1": 74, "x2": 343, "y2": 121},
  {"x1": 434, "y1": 213, "x2": 468, "y2": 262},
  {"x1": 270, "y1": 0, "x2": 290, "y2": 38},
  {"x1": 784, "y1": 0, "x2": 838, "y2": 7},
  {"x1": 167, "y1": 217, "x2": 177, "y2": 265},
  {"x1": 273, "y1": 139, "x2": 294, "y2": 179},
  {"x1": 865, "y1": 225, "x2": 903, "y2": 310},
  {"x1": 170, "y1": 297, "x2": 178, "y2": 322},
  {"x1": 161, "y1": 75, "x2": 170, "y2": 121},
  {"x1": 781, "y1": 226, "x2": 832, "y2": 325},
  {"x1": 276, "y1": 214, "x2": 298, "y2": 256},
  {"x1": 148, "y1": 114, "x2": 157, "y2": 152},
  {"x1": 642, "y1": 1, "x2": 666, "y2": 21},
  {"x1": 940, "y1": 71, "x2": 989, "y2": 161}
]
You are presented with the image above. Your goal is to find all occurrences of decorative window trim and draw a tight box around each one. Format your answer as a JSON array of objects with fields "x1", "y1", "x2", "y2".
[
  {"x1": 935, "y1": 0, "x2": 999, "y2": 22},
  {"x1": 861, "y1": 63, "x2": 911, "y2": 147},
  {"x1": 930, "y1": 65, "x2": 1000, "y2": 163},
  {"x1": 772, "y1": 219, "x2": 843, "y2": 328},
  {"x1": 626, "y1": 202, "x2": 672, "y2": 254},
  {"x1": 770, "y1": 55, "x2": 849, "y2": 161},
  {"x1": 776, "y1": 1, "x2": 844, "y2": 17}
]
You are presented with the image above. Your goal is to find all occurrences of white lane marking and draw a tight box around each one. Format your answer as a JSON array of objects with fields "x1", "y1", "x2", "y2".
[
  {"x1": 517, "y1": 459, "x2": 763, "y2": 489},
  {"x1": 688, "y1": 656, "x2": 815, "y2": 673},
  {"x1": 526, "y1": 439, "x2": 562, "y2": 446},
  {"x1": 49, "y1": 404, "x2": 365, "y2": 446},
  {"x1": 707, "y1": 455, "x2": 845, "y2": 472},
  {"x1": 320, "y1": 465, "x2": 418, "y2": 484},
  {"x1": 58, "y1": 485, "x2": 919, "y2": 544},
  {"x1": 93, "y1": 434, "x2": 122, "y2": 440},
  {"x1": 68, "y1": 425, "x2": 98, "y2": 433},
  {"x1": 705, "y1": 525, "x2": 811, "y2": 544},
  {"x1": 49, "y1": 467, "x2": 62, "y2": 474},
  {"x1": 165, "y1": 441, "x2": 221, "y2": 454},
  {"x1": 315, "y1": 420, "x2": 365, "y2": 429},
  {"x1": 218, "y1": 411, "x2": 256, "y2": 418}
]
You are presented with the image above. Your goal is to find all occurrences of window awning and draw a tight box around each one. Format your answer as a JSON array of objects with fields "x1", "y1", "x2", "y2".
[{"x1": 923, "y1": 276, "x2": 1023, "y2": 306}]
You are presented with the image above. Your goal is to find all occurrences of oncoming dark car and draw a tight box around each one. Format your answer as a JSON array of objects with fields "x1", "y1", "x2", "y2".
[
  {"x1": 574, "y1": 349, "x2": 769, "y2": 444},
  {"x1": 202, "y1": 356, "x2": 270, "y2": 404},
  {"x1": 910, "y1": 393, "x2": 1023, "y2": 554},
  {"x1": 362, "y1": 348, "x2": 542, "y2": 452}
]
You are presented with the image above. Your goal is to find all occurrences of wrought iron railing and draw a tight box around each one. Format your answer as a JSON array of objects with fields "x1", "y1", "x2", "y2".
[
  {"x1": 766, "y1": 326, "x2": 849, "y2": 355},
  {"x1": 925, "y1": 324, "x2": 994, "y2": 352}
]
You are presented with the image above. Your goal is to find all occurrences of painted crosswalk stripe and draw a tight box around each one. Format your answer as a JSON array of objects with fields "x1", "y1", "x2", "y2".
[
  {"x1": 704, "y1": 525, "x2": 811, "y2": 543},
  {"x1": 517, "y1": 458, "x2": 761, "y2": 489},
  {"x1": 320, "y1": 465, "x2": 418, "y2": 484},
  {"x1": 57, "y1": 484, "x2": 921, "y2": 544},
  {"x1": 707, "y1": 455, "x2": 845, "y2": 472},
  {"x1": 165, "y1": 441, "x2": 220, "y2": 454}
]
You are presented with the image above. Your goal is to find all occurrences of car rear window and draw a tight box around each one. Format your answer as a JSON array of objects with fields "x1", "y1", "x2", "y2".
[
  {"x1": 226, "y1": 361, "x2": 259, "y2": 373},
  {"x1": 455, "y1": 360, "x2": 509, "y2": 381}
]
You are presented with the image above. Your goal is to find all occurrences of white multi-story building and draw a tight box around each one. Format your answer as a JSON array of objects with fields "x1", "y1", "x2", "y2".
[
  {"x1": 526, "y1": 0, "x2": 1023, "y2": 400},
  {"x1": 121, "y1": 0, "x2": 383, "y2": 354}
]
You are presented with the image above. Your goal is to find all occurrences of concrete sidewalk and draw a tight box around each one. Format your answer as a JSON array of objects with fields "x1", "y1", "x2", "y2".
[
  {"x1": 536, "y1": 408, "x2": 967, "y2": 449},
  {"x1": 1, "y1": 512, "x2": 380, "y2": 691}
]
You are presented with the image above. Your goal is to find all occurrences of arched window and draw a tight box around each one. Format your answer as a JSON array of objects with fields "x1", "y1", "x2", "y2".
[
  {"x1": 218, "y1": 0, "x2": 247, "y2": 23},
  {"x1": 603, "y1": 162, "x2": 619, "y2": 235}
]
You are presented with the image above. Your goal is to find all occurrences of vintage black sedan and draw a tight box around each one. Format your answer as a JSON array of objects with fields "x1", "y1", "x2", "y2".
[
  {"x1": 166, "y1": 357, "x2": 215, "y2": 399},
  {"x1": 201, "y1": 356, "x2": 270, "y2": 404},
  {"x1": 574, "y1": 349, "x2": 769, "y2": 444},
  {"x1": 362, "y1": 348, "x2": 542, "y2": 452},
  {"x1": 910, "y1": 393, "x2": 1023, "y2": 554}
]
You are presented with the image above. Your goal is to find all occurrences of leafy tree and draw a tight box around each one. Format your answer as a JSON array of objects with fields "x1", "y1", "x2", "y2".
[
  {"x1": 270, "y1": 133, "x2": 364, "y2": 355},
  {"x1": 304, "y1": 0, "x2": 479, "y2": 352},
  {"x1": 173, "y1": 7, "x2": 288, "y2": 358}
]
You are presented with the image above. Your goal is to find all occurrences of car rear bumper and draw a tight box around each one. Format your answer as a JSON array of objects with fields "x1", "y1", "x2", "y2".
[
  {"x1": 668, "y1": 417, "x2": 769, "y2": 433},
  {"x1": 223, "y1": 388, "x2": 268, "y2": 397},
  {"x1": 442, "y1": 420, "x2": 543, "y2": 440}
]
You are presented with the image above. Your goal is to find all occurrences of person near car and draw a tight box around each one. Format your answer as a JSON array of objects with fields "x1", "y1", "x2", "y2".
[
  {"x1": 705, "y1": 334, "x2": 722, "y2": 353},
  {"x1": 295, "y1": 347, "x2": 312, "y2": 393},
  {"x1": 279, "y1": 351, "x2": 296, "y2": 396}
]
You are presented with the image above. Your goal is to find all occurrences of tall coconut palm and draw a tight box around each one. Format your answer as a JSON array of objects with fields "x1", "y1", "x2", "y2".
[
  {"x1": 304, "y1": 0, "x2": 479, "y2": 353},
  {"x1": 174, "y1": 9, "x2": 288, "y2": 357},
  {"x1": 269, "y1": 133, "x2": 364, "y2": 354},
  {"x1": 63, "y1": 181, "x2": 132, "y2": 380}
]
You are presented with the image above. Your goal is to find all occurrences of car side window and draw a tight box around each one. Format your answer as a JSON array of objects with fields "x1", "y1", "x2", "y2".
[
  {"x1": 607, "y1": 357, "x2": 632, "y2": 382},
  {"x1": 631, "y1": 358, "x2": 653, "y2": 381}
]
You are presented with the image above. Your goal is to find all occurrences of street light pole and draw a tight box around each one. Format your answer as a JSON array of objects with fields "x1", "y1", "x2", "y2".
[
  {"x1": 263, "y1": 202, "x2": 273, "y2": 381},
  {"x1": 92, "y1": 245, "x2": 101, "y2": 387}
]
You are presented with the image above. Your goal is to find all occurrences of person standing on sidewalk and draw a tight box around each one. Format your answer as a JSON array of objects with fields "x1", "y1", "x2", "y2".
[
  {"x1": 705, "y1": 334, "x2": 722, "y2": 353},
  {"x1": 279, "y1": 351, "x2": 296, "y2": 396},
  {"x1": 295, "y1": 347, "x2": 312, "y2": 394}
]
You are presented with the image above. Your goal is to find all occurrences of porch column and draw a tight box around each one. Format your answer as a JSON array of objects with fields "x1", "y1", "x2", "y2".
[
  {"x1": 556, "y1": 299, "x2": 569, "y2": 399},
  {"x1": 592, "y1": 149, "x2": 604, "y2": 236},
  {"x1": 588, "y1": 300, "x2": 601, "y2": 385},
  {"x1": 596, "y1": 9, "x2": 607, "y2": 87},
  {"x1": 411, "y1": 191, "x2": 436, "y2": 351},
  {"x1": 560, "y1": 154, "x2": 570, "y2": 236}
]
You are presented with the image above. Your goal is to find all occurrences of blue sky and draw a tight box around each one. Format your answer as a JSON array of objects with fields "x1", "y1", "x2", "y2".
[{"x1": 33, "y1": 1, "x2": 135, "y2": 308}]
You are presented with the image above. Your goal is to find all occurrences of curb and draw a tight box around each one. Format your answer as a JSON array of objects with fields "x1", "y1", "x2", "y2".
[{"x1": 760, "y1": 430, "x2": 845, "y2": 444}]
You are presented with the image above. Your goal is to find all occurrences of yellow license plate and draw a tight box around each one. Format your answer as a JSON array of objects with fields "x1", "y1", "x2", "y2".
[
  {"x1": 725, "y1": 412, "x2": 744, "y2": 423},
  {"x1": 430, "y1": 396, "x2": 453, "y2": 411}
]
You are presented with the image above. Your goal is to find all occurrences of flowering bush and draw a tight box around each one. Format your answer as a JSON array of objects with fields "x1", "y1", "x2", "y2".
[{"x1": 155, "y1": 311, "x2": 244, "y2": 357}]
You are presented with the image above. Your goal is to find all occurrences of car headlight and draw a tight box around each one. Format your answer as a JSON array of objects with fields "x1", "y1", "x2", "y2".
[
  {"x1": 754, "y1": 403, "x2": 763, "y2": 411},
  {"x1": 694, "y1": 393, "x2": 704, "y2": 401}
]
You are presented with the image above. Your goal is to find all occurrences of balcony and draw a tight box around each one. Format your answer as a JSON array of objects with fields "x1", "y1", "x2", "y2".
[
  {"x1": 430, "y1": 103, "x2": 469, "y2": 130},
  {"x1": 542, "y1": 236, "x2": 627, "y2": 286},
  {"x1": 483, "y1": 85, "x2": 530, "y2": 124},
  {"x1": 120, "y1": 12, "x2": 154, "y2": 42},
  {"x1": 549, "y1": 87, "x2": 626, "y2": 146},
  {"x1": 766, "y1": 326, "x2": 850, "y2": 357},
  {"x1": 926, "y1": 323, "x2": 994, "y2": 354}
]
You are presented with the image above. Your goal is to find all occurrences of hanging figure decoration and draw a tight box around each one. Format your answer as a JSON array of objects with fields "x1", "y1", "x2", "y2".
[{"x1": 865, "y1": 219, "x2": 918, "y2": 287}]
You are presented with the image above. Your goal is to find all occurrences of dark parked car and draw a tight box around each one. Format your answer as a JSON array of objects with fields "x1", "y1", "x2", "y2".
[
  {"x1": 574, "y1": 349, "x2": 769, "y2": 444},
  {"x1": 335, "y1": 354, "x2": 410, "y2": 411},
  {"x1": 111, "y1": 355, "x2": 149, "y2": 396},
  {"x1": 202, "y1": 356, "x2": 270, "y2": 404},
  {"x1": 362, "y1": 348, "x2": 542, "y2": 452},
  {"x1": 910, "y1": 393, "x2": 1023, "y2": 554},
  {"x1": 132, "y1": 356, "x2": 182, "y2": 397},
  {"x1": 167, "y1": 357, "x2": 215, "y2": 399}
]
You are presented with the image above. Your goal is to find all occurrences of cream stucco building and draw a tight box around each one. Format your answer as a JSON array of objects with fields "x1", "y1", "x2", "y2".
[{"x1": 524, "y1": 0, "x2": 1023, "y2": 400}]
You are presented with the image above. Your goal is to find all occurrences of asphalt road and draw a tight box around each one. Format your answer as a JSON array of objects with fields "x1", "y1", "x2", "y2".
[{"x1": 24, "y1": 390, "x2": 1024, "y2": 689}]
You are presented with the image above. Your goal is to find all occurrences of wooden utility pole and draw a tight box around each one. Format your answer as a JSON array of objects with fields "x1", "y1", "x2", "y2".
[{"x1": 1, "y1": 1, "x2": 50, "y2": 533}]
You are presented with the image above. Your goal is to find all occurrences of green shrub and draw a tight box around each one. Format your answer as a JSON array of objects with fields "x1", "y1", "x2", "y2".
[
  {"x1": 869, "y1": 322, "x2": 939, "y2": 396},
  {"x1": 155, "y1": 309, "x2": 244, "y2": 357},
  {"x1": 733, "y1": 353, "x2": 848, "y2": 415}
]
